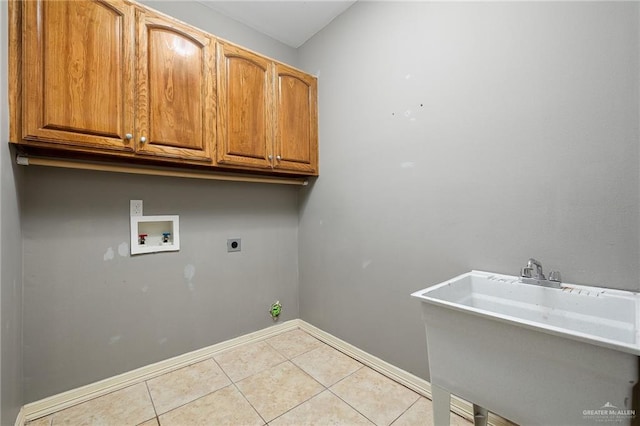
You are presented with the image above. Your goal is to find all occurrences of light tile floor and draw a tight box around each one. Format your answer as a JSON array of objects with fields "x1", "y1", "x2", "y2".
[{"x1": 27, "y1": 328, "x2": 472, "y2": 426}]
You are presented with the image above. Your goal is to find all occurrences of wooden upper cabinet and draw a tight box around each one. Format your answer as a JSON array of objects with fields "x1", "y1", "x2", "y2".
[
  {"x1": 21, "y1": 0, "x2": 135, "y2": 151},
  {"x1": 135, "y1": 9, "x2": 215, "y2": 161},
  {"x1": 216, "y1": 42, "x2": 274, "y2": 169},
  {"x1": 12, "y1": 0, "x2": 318, "y2": 177},
  {"x1": 274, "y1": 63, "x2": 318, "y2": 174}
]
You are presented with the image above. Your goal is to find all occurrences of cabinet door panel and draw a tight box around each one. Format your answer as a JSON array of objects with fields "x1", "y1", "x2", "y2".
[
  {"x1": 275, "y1": 64, "x2": 318, "y2": 174},
  {"x1": 22, "y1": 0, "x2": 134, "y2": 150},
  {"x1": 136, "y1": 11, "x2": 214, "y2": 161},
  {"x1": 217, "y1": 43, "x2": 273, "y2": 169}
]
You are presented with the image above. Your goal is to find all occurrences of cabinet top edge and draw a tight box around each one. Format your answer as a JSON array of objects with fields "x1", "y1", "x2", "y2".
[{"x1": 125, "y1": 0, "x2": 318, "y2": 79}]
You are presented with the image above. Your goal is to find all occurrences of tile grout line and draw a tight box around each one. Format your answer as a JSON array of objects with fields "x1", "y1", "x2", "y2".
[
  {"x1": 265, "y1": 360, "x2": 328, "y2": 423},
  {"x1": 287, "y1": 330, "x2": 374, "y2": 424},
  {"x1": 325, "y1": 387, "x2": 378, "y2": 426},
  {"x1": 238, "y1": 329, "x2": 331, "y2": 424},
  {"x1": 213, "y1": 334, "x2": 314, "y2": 423},
  {"x1": 301, "y1": 321, "x2": 508, "y2": 425},
  {"x1": 145, "y1": 364, "x2": 211, "y2": 418},
  {"x1": 142, "y1": 381, "x2": 159, "y2": 425},
  {"x1": 147, "y1": 355, "x2": 242, "y2": 421},
  {"x1": 283, "y1": 334, "x2": 378, "y2": 425},
  {"x1": 321, "y1": 356, "x2": 386, "y2": 424},
  {"x1": 34, "y1": 382, "x2": 161, "y2": 426},
  {"x1": 230, "y1": 382, "x2": 268, "y2": 426},
  {"x1": 263, "y1": 327, "x2": 324, "y2": 361},
  {"x1": 23, "y1": 321, "x2": 302, "y2": 423},
  {"x1": 239, "y1": 359, "x2": 325, "y2": 424},
  {"x1": 216, "y1": 338, "x2": 289, "y2": 383},
  {"x1": 326, "y1": 364, "x2": 422, "y2": 426},
  {"x1": 388, "y1": 395, "x2": 421, "y2": 426},
  {"x1": 264, "y1": 386, "x2": 327, "y2": 425},
  {"x1": 29, "y1": 325, "x2": 306, "y2": 424},
  {"x1": 25, "y1": 322, "x2": 473, "y2": 426},
  {"x1": 210, "y1": 329, "x2": 325, "y2": 421},
  {"x1": 326, "y1": 363, "x2": 365, "y2": 389},
  {"x1": 154, "y1": 383, "x2": 240, "y2": 421},
  {"x1": 211, "y1": 356, "x2": 270, "y2": 425},
  {"x1": 264, "y1": 329, "x2": 343, "y2": 423}
]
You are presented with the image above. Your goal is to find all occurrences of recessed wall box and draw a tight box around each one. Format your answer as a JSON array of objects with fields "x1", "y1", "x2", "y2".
[{"x1": 130, "y1": 215, "x2": 180, "y2": 255}]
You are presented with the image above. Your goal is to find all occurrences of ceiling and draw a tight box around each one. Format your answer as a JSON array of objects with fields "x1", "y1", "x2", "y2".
[{"x1": 196, "y1": 1, "x2": 357, "y2": 48}]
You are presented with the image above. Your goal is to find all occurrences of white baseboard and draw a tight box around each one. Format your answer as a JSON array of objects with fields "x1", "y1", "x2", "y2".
[
  {"x1": 22, "y1": 319, "x2": 512, "y2": 426},
  {"x1": 14, "y1": 407, "x2": 24, "y2": 426},
  {"x1": 23, "y1": 320, "x2": 299, "y2": 422},
  {"x1": 296, "y1": 321, "x2": 434, "y2": 395},
  {"x1": 297, "y1": 320, "x2": 513, "y2": 426}
]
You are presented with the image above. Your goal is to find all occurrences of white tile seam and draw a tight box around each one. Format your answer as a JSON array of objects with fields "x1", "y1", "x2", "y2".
[
  {"x1": 142, "y1": 382, "x2": 158, "y2": 425},
  {"x1": 325, "y1": 387, "x2": 377, "y2": 426},
  {"x1": 229, "y1": 382, "x2": 267, "y2": 426}
]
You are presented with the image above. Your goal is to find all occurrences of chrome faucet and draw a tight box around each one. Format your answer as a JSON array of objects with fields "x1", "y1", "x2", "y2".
[{"x1": 520, "y1": 258, "x2": 562, "y2": 289}]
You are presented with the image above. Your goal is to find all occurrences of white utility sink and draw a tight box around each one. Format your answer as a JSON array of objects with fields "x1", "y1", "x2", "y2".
[{"x1": 412, "y1": 270, "x2": 640, "y2": 426}]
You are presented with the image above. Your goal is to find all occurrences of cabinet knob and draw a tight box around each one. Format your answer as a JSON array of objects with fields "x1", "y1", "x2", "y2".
[
  {"x1": 276, "y1": 155, "x2": 282, "y2": 161},
  {"x1": 125, "y1": 133, "x2": 133, "y2": 140},
  {"x1": 140, "y1": 136, "x2": 147, "y2": 143},
  {"x1": 268, "y1": 155, "x2": 273, "y2": 161}
]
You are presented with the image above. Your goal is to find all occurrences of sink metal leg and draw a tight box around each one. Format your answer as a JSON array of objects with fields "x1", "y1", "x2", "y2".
[
  {"x1": 431, "y1": 384, "x2": 451, "y2": 426},
  {"x1": 473, "y1": 404, "x2": 488, "y2": 426}
]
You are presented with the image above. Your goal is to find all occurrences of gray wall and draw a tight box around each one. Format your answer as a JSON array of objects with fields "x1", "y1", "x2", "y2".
[
  {"x1": 1, "y1": 0, "x2": 24, "y2": 424},
  {"x1": 12, "y1": 0, "x2": 640, "y2": 407},
  {"x1": 20, "y1": 2, "x2": 301, "y2": 403},
  {"x1": 298, "y1": 2, "x2": 640, "y2": 380},
  {"x1": 22, "y1": 169, "x2": 300, "y2": 402},
  {"x1": 138, "y1": 0, "x2": 298, "y2": 66}
]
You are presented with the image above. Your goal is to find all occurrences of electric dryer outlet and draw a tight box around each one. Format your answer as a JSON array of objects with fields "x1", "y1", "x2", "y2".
[{"x1": 227, "y1": 238, "x2": 241, "y2": 252}]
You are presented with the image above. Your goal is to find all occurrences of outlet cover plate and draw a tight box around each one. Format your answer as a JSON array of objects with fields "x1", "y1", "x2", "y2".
[{"x1": 130, "y1": 200, "x2": 143, "y2": 216}]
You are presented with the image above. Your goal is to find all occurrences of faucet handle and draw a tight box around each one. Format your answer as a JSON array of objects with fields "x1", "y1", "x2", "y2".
[
  {"x1": 521, "y1": 267, "x2": 533, "y2": 278},
  {"x1": 548, "y1": 271, "x2": 562, "y2": 283}
]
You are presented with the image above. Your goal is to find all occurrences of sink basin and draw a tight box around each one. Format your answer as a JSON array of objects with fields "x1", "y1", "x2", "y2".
[
  {"x1": 412, "y1": 271, "x2": 640, "y2": 425},
  {"x1": 414, "y1": 270, "x2": 639, "y2": 355}
]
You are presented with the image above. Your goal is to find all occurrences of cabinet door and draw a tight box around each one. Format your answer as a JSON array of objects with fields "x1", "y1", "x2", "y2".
[
  {"x1": 274, "y1": 63, "x2": 318, "y2": 174},
  {"x1": 135, "y1": 10, "x2": 215, "y2": 161},
  {"x1": 217, "y1": 42, "x2": 274, "y2": 169},
  {"x1": 22, "y1": 0, "x2": 135, "y2": 151}
]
